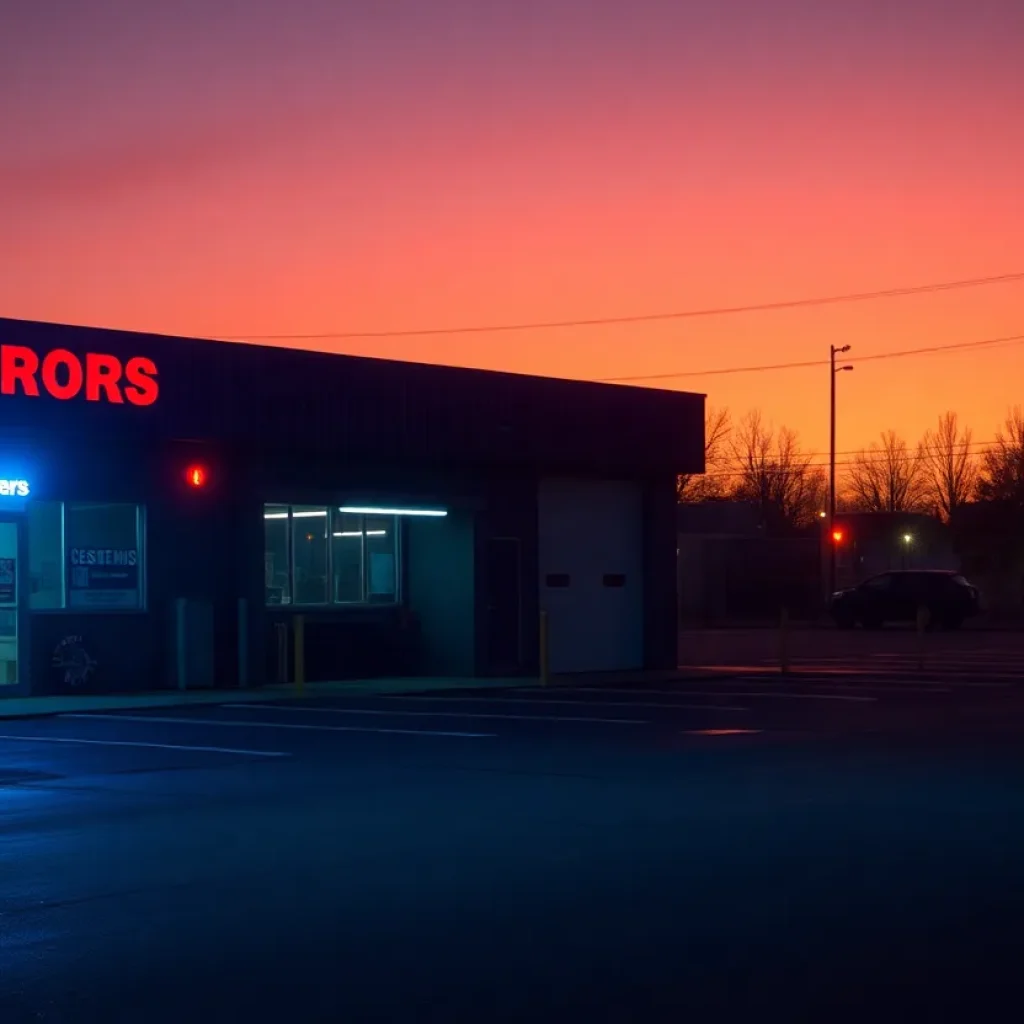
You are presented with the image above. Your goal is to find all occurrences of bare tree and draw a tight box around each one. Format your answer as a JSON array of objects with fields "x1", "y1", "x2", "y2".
[
  {"x1": 677, "y1": 406, "x2": 731, "y2": 502},
  {"x1": 977, "y1": 406, "x2": 1024, "y2": 510},
  {"x1": 919, "y1": 411, "x2": 978, "y2": 520},
  {"x1": 845, "y1": 430, "x2": 927, "y2": 513},
  {"x1": 730, "y1": 410, "x2": 822, "y2": 530}
]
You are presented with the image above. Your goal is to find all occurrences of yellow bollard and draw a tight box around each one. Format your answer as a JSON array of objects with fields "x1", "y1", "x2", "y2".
[
  {"x1": 539, "y1": 610, "x2": 550, "y2": 687},
  {"x1": 916, "y1": 605, "x2": 929, "y2": 673},
  {"x1": 293, "y1": 614, "x2": 305, "y2": 694},
  {"x1": 779, "y1": 606, "x2": 790, "y2": 675}
]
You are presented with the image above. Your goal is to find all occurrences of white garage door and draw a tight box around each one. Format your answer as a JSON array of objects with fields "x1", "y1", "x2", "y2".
[{"x1": 538, "y1": 478, "x2": 644, "y2": 674}]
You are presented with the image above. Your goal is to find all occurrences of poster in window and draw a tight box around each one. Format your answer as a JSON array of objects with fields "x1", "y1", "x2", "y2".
[
  {"x1": 0, "y1": 557, "x2": 14, "y2": 604},
  {"x1": 67, "y1": 547, "x2": 139, "y2": 608},
  {"x1": 368, "y1": 552, "x2": 395, "y2": 596}
]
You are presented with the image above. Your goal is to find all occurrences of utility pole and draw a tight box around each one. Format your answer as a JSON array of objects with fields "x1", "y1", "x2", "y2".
[{"x1": 829, "y1": 345, "x2": 853, "y2": 596}]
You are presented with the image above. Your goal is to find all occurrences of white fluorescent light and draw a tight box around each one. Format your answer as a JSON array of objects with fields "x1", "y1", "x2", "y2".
[
  {"x1": 264, "y1": 509, "x2": 328, "y2": 520},
  {"x1": 338, "y1": 506, "x2": 447, "y2": 517},
  {"x1": 332, "y1": 530, "x2": 387, "y2": 537}
]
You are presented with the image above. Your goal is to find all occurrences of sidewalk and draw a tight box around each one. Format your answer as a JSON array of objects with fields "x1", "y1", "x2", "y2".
[
  {"x1": 0, "y1": 667, "x2": 735, "y2": 719},
  {"x1": 0, "y1": 676, "x2": 531, "y2": 719}
]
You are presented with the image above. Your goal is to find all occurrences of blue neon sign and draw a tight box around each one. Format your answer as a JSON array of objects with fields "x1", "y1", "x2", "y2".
[{"x1": 0, "y1": 479, "x2": 30, "y2": 498}]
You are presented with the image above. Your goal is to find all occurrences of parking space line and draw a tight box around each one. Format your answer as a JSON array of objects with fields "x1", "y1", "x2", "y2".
[
  {"x1": 0, "y1": 733, "x2": 289, "y2": 757},
  {"x1": 60, "y1": 713, "x2": 495, "y2": 739},
  {"x1": 232, "y1": 703, "x2": 648, "y2": 725},
  {"x1": 567, "y1": 687, "x2": 879, "y2": 703},
  {"x1": 379, "y1": 695, "x2": 750, "y2": 712}
]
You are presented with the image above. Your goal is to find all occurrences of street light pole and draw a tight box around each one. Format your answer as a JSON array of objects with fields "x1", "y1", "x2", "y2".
[{"x1": 829, "y1": 345, "x2": 853, "y2": 596}]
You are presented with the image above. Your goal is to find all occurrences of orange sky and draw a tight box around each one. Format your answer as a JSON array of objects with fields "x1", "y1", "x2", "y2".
[{"x1": 2, "y1": 0, "x2": 1022, "y2": 464}]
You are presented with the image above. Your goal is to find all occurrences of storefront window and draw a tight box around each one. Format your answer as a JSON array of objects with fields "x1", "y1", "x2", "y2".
[
  {"x1": 331, "y1": 511, "x2": 363, "y2": 603},
  {"x1": 27, "y1": 501, "x2": 145, "y2": 610},
  {"x1": 264, "y1": 505, "x2": 400, "y2": 606},
  {"x1": 365, "y1": 516, "x2": 397, "y2": 603}
]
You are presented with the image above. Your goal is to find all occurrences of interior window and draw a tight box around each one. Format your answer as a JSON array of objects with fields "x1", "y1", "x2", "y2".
[{"x1": 290, "y1": 506, "x2": 329, "y2": 604}]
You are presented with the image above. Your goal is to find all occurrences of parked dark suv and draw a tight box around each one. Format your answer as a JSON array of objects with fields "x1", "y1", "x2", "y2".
[{"x1": 830, "y1": 570, "x2": 980, "y2": 630}]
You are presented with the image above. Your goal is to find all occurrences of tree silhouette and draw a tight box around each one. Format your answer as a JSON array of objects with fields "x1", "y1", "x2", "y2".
[
  {"x1": 678, "y1": 406, "x2": 731, "y2": 501},
  {"x1": 845, "y1": 430, "x2": 927, "y2": 513},
  {"x1": 919, "y1": 412, "x2": 978, "y2": 521},
  {"x1": 730, "y1": 410, "x2": 824, "y2": 530},
  {"x1": 977, "y1": 407, "x2": 1024, "y2": 510}
]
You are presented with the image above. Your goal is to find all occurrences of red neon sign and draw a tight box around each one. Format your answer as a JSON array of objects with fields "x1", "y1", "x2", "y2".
[{"x1": 0, "y1": 345, "x2": 159, "y2": 406}]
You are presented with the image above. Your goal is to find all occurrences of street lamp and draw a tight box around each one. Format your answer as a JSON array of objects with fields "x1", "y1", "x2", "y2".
[
  {"x1": 829, "y1": 345, "x2": 853, "y2": 595},
  {"x1": 901, "y1": 532, "x2": 913, "y2": 568}
]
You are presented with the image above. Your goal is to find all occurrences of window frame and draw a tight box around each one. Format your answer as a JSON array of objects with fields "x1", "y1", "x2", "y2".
[
  {"x1": 28, "y1": 500, "x2": 148, "y2": 614},
  {"x1": 264, "y1": 504, "x2": 402, "y2": 609}
]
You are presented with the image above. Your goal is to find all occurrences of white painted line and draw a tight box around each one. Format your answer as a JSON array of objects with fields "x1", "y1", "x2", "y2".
[
  {"x1": 379, "y1": 695, "x2": 750, "y2": 712},
  {"x1": 0, "y1": 733, "x2": 288, "y2": 757},
  {"x1": 231, "y1": 703, "x2": 648, "y2": 725},
  {"x1": 566, "y1": 687, "x2": 879, "y2": 703},
  {"x1": 60, "y1": 713, "x2": 494, "y2": 739}
]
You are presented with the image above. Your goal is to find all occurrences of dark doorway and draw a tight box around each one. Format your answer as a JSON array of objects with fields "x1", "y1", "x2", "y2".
[{"x1": 485, "y1": 537, "x2": 522, "y2": 674}]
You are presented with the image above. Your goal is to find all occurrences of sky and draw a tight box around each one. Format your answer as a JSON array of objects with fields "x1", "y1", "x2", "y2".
[{"x1": 2, "y1": 0, "x2": 1023, "y2": 463}]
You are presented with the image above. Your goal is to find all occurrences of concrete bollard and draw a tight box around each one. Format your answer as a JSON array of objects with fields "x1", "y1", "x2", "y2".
[{"x1": 293, "y1": 614, "x2": 305, "y2": 694}]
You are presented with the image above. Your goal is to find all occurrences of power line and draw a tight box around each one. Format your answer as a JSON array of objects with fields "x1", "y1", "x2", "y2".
[
  {"x1": 601, "y1": 332, "x2": 1024, "y2": 383},
  {"x1": 220, "y1": 271, "x2": 1024, "y2": 342},
  {"x1": 700, "y1": 442, "x2": 1005, "y2": 479},
  {"x1": 731, "y1": 434, "x2": 1009, "y2": 464}
]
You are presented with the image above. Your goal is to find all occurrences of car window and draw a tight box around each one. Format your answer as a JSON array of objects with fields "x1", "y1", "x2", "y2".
[{"x1": 862, "y1": 575, "x2": 891, "y2": 591}]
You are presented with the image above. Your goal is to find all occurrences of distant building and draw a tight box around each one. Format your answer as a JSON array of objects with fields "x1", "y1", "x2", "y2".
[
  {"x1": 832, "y1": 511, "x2": 957, "y2": 591},
  {"x1": 677, "y1": 501, "x2": 820, "y2": 623},
  {"x1": 949, "y1": 501, "x2": 1024, "y2": 620},
  {"x1": 677, "y1": 504, "x2": 960, "y2": 624}
]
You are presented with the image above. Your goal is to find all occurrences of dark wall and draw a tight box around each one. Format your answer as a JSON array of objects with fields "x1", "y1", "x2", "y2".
[
  {"x1": 643, "y1": 474, "x2": 680, "y2": 670},
  {"x1": 406, "y1": 513, "x2": 476, "y2": 676},
  {"x1": 473, "y1": 473, "x2": 539, "y2": 676},
  {"x1": 1, "y1": 318, "x2": 705, "y2": 477}
]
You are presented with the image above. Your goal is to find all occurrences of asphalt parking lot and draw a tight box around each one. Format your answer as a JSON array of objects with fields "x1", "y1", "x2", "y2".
[{"x1": 4, "y1": 679, "x2": 1024, "y2": 1022}]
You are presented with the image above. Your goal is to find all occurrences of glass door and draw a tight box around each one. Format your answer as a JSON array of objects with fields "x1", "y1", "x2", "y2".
[{"x1": 0, "y1": 518, "x2": 23, "y2": 691}]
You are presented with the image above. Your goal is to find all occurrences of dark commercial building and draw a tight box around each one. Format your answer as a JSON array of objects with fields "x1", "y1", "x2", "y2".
[{"x1": 0, "y1": 318, "x2": 703, "y2": 697}]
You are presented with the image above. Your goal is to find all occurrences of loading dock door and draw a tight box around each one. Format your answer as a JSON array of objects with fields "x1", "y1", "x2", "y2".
[{"x1": 537, "y1": 478, "x2": 643, "y2": 674}]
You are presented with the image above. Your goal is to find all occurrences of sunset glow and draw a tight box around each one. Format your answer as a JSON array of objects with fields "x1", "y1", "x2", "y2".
[{"x1": 3, "y1": 0, "x2": 1022, "y2": 458}]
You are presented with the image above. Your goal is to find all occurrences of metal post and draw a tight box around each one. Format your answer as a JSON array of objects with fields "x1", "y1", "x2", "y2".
[
  {"x1": 829, "y1": 345, "x2": 853, "y2": 597},
  {"x1": 829, "y1": 346, "x2": 837, "y2": 597},
  {"x1": 779, "y1": 606, "x2": 790, "y2": 675},
  {"x1": 275, "y1": 622, "x2": 288, "y2": 684},
  {"x1": 293, "y1": 614, "x2": 305, "y2": 694},
  {"x1": 539, "y1": 610, "x2": 549, "y2": 687},
  {"x1": 237, "y1": 598, "x2": 248, "y2": 688},
  {"x1": 175, "y1": 597, "x2": 187, "y2": 691}
]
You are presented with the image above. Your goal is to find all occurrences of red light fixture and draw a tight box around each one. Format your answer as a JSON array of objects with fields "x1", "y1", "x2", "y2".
[
  {"x1": 832, "y1": 529, "x2": 844, "y2": 544},
  {"x1": 185, "y1": 464, "x2": 208, "y2": 488}
]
